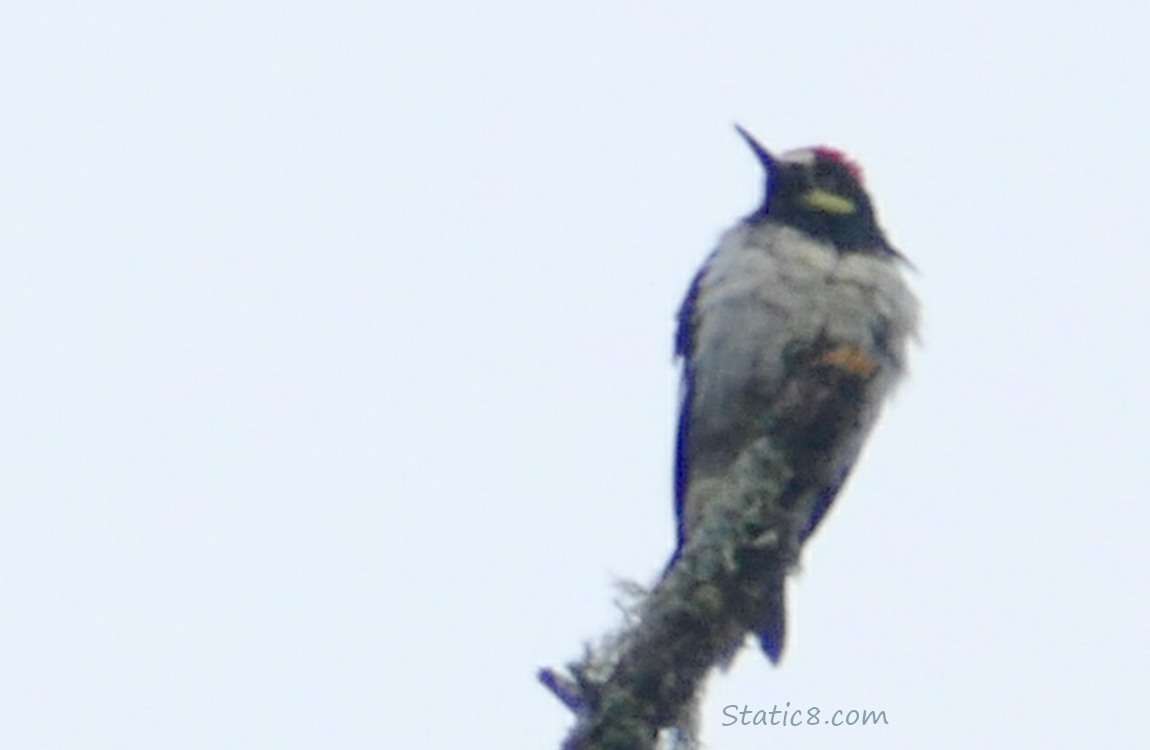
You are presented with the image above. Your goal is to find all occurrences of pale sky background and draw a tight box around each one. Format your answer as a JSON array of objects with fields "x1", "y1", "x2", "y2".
[{"x1": 3, "y1": 2, "x2": 1149, "y2": 748}]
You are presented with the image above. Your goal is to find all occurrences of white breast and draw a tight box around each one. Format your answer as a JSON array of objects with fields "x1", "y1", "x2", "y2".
[{"x1": 688, "y1": 222, "x2": 918, "y2": 439}]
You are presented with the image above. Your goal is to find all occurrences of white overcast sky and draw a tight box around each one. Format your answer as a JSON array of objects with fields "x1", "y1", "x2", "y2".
[{"x1": 3, "y1": 2, "x2": 1148, "y2": 748}]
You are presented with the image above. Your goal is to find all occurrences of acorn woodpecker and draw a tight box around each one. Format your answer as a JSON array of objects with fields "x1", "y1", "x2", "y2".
[{"x1": 671, "y1": 126, "x2": 919, "y2": 663}]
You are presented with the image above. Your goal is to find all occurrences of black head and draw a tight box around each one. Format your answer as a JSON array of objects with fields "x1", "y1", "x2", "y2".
[{"x1": 735, "y1": 125, "x2": 900, "y2": 257}]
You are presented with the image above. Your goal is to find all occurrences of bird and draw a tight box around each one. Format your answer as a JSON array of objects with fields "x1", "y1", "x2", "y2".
[{"x1": 670, "y1": 126, "x2": 919, "y2": 663}]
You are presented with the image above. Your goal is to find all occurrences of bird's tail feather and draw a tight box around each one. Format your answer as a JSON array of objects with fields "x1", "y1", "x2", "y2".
[{"x1": 755, "y1": 575, "x2": 786, "y2": 664}]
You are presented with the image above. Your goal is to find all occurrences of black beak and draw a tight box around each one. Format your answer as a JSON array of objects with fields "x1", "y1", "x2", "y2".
[{"x1": 734, "y1": 124, "x2": 775, "y2": 176}]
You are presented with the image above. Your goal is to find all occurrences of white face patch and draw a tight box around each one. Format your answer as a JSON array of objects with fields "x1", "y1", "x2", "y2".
[{"x1": 777, "y1": 148, "x2": 817, "y2": 167}]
